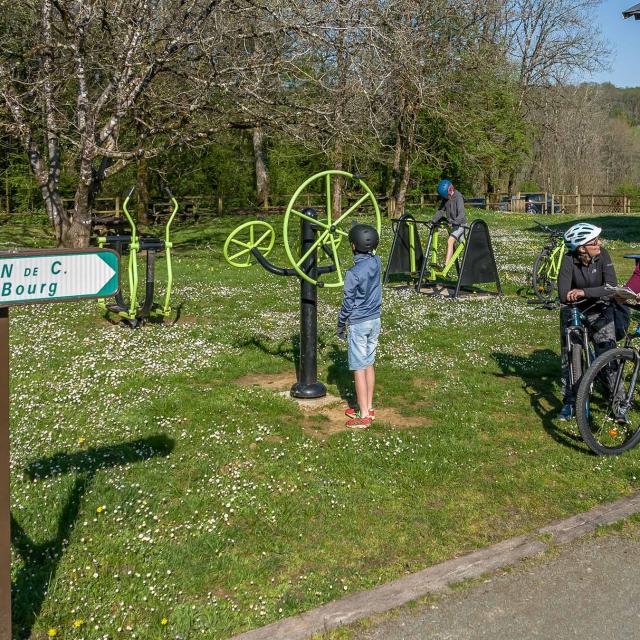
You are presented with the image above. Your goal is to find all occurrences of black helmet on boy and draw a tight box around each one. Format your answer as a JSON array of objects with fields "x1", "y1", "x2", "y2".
[{"x1": 349, "y1": 224, "x2": 379, "y2": 254}]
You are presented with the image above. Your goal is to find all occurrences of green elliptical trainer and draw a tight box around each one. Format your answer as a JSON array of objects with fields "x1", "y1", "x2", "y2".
[
  {"x1": 384, "y1": 215, "x2": 501, "y2": 298},
  {"x1": 97, "y1": 186, "x2": 178, "y2": 327}
]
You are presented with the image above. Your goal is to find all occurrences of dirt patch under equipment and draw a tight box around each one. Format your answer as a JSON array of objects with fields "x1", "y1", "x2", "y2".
[
  {"x1": 413, "y1": 377, "x2": 439, "y2": 390},
  {"x1": 387, "y1": 283, "x2": 498, "y2": 299},
  {"x1": 302, "y1": 405, "x2": 431, "y2": 439},
  {"x1": 235, "y1": 372, "x2": 432, "y2": 437}
]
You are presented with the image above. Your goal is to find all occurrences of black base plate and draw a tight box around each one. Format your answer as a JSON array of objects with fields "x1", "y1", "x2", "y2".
[{"x1": 290, "y1": 381, "x2": 327, "y2": 399}]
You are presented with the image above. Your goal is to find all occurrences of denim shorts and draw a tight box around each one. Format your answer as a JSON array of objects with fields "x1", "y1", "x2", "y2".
[{"x1": 348, "y1": 318, "x2": 381, "y2": 370}]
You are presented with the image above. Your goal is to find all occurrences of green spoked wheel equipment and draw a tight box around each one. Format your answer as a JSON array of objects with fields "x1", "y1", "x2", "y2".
[
  {"x1": 283, "y1": 170, "x2": 381, "y2": 287},
  {"x1": 223, "y1": 220, "x2": 275, "y2": 267},
  {"x1": 223, "y1": 170, "x2": 381, "y2": 399}
]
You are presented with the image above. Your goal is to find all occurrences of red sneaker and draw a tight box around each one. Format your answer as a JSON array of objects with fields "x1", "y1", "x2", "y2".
[
  {"x1": 345, "y1": 416, "x2": 372, "y2": 429},
  {"x1": 345, "y1": 408, "x2": 375, "y2": 420}
]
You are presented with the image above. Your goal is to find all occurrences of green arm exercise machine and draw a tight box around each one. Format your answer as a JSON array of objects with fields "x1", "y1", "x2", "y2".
[
  {"x1": 97, "y1": 186, "x2": 178, "y2": 327},
  {"x1": 223, "y1": 170, "x2": 381, "y2": 398}
]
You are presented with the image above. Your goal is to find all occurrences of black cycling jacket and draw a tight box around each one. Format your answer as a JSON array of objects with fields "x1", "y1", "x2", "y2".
[{"x1": 557, "y1": 248, "x2": 617, "y2": 308}]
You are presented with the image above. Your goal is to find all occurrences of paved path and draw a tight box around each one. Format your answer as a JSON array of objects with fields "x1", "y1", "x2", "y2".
[
  {"x1": 354, "y1": 531, "x2": 640, "y2": 640},
  {"x1": 230, "y1": 494, "x2": 640, "y2": 640}
]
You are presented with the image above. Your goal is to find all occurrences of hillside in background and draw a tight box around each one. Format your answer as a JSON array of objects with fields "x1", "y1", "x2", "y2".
[{"x1": 600, "y1": 83, "x2": 640, "y2": 126}]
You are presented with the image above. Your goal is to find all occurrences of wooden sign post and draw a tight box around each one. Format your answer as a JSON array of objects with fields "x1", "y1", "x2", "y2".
[{"x1": 0, "y1": 248, "x2": 119, "y2": 638}]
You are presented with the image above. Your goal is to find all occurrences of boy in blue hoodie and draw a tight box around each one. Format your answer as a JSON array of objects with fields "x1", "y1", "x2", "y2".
[{"x1": 336, "y1": 224, "x2": 382, "y2": 429}]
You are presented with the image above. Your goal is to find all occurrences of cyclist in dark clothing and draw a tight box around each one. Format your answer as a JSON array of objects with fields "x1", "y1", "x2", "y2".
[{"x1": 557, "y1": 222, "x2": 618, "y2": 421}]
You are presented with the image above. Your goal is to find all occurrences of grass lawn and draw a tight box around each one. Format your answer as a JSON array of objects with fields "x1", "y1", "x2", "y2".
[{"x1": 3, "y1": 208, "x2": 640, "y2": 639}]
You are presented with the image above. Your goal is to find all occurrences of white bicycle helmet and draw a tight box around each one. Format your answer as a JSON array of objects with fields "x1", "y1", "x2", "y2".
[{"x1": 563, "y1": 223, "x2": 602, "y2": 252}]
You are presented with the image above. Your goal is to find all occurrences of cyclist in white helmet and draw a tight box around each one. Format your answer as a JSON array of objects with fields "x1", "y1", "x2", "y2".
[{"x1": 556, "y1": 222, "x2": 618, "y2": 421}]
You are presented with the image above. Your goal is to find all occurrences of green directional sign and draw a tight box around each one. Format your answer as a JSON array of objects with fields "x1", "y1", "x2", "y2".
[
  {"x1": 0, "y1": 249, "x2": 119, "y2": 307},
  {"x1": 0, "y1": 247, "x2": 120, "y2": 633}
]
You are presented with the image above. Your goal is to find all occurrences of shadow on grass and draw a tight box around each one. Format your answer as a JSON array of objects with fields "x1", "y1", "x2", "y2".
[
  {"x1": 171, "y1": 222, "x2": 241, "y2": 250},
  {"x1": 0, "y1": 220, "x2": 54, "y2": 248},
  {"x1": 527, "y1": 215, "x2": 640, "y2": 244},
  {"x1": 491, "y1": 349, "x2": 587, "y2": 454},
  {"x1": 12, "y1": 434, "x2": 174, "y2": 639},
  {"x1": 326, "y1": 344, "x2": 355, "y2": 405},
  {"x1": 238, "y1": 335, "x2": 300, "y2": 375},
  {"x1": 239, "y1": 333, "x2": 330, "y2": 379}
]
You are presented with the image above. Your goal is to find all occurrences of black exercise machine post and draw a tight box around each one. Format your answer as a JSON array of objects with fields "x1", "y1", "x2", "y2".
[{"x1": 250, "y1": 208, "x2": 336, "y2": 399}]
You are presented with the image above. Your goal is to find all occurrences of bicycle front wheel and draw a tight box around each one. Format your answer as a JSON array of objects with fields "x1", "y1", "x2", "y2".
[
  {"x1": 570, "y1": 333, "x2": 587, "y2": 387},
  {"x1": 575, "y1": 348, "x2": 640, "y2": 455},
  {"x1": 532, "y1": 251, "x2": 555, "y2": 301}
]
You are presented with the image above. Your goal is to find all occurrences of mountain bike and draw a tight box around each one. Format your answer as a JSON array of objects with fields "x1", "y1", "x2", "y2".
[
  {"x1": 532, "y1": 222, "x2": 565, "y2": 302},
  {"x1": 575, "y1": 307, "x2": 640, "y2": 456}
]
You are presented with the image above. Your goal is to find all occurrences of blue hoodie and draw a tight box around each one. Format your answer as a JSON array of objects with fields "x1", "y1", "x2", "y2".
[{"x1": 337, "y1": 253, "x2": 382, "y2": 326}]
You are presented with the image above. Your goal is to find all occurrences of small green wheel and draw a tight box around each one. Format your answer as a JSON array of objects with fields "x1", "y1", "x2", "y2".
[
  {"x1": 224, "y1": 220, "x2": 275, "y2": 267},
  {"x1": 283, "y1": 170, "x2": 381, "y2": 287}
]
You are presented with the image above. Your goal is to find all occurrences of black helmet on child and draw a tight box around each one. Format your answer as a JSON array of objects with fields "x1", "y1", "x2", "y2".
[{"x1": 349, "y1": 224, "x2": 379, "y2": 253}]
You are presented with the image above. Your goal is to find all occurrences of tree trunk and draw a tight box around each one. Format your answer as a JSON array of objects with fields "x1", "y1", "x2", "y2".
[
  {"x1": 61, "y1": 215, "x2": 91, "y2": 248},
  {"x1": 389, "y1": 122, "x2": 402, "y2": 218},
  {"x1": 137, "y1": 156, "x2": 149, "y2": 225},
  {"x1": 41, "y1": 185, "x2": 66, "y2": 245},
  {"x1": 64, "y1": 182, "x2": 92, "y2": 248},
  {"x1": 394, "y1": 106, "x2": 416, "y2": 219},
  {"x1": 252, "y1": 127, "x2": 269, "y2": 209},
  {"x1": 396, "y1": 153, "x2": 411, "y2": 218},
  {"x1": 331, "y1": 141, "x2": 343, "y2": 220},
  {"x1": 4, "y1": 171, "x2": 9, "y2": 215}
]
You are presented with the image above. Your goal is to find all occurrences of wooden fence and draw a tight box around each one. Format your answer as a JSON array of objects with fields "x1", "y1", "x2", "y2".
[
  {"x1": 2, "y1": 191, "x2": 637, "y2": 224},
  {"x1": 483, "y1": 192, "x2": 634, "y2": 215}
]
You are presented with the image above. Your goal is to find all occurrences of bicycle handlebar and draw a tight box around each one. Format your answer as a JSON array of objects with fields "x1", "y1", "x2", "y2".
[
  {"x1": 559, "y1": 299, "x2": 610, "y2": 314},
  {"x1": 535, "y1": 221, "x2": 563, "y2": 237}
]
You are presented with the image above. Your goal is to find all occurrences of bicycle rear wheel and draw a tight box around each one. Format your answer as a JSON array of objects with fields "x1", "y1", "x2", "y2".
[
  {"x1": 575, "y1": 348, "x2": 640, "y2": 455},
  {"x1": 532, "y1": 251, "x2": 555, "y2": 301}
]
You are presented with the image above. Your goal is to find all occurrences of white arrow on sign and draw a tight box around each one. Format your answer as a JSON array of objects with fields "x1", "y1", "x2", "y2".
[{"x1": 0, "y1": 251, "x2": 119, "y2": 306}]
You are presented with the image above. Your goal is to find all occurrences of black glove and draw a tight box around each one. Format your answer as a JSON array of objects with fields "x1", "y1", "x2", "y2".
[{"x1": 336, "y1": 324, "x2": 347, "y2": 341}]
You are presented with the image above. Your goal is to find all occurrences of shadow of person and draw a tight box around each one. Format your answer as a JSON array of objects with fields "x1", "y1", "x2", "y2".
[
  {"x1": 326, "y1": 344, "x2": 355, "y2": 406},
  {"x1": 12, "y1": 434, "x2": 174, "y2": 639},
  {"x1": 237, "y1": 332, "x2": 330, "y2": 381},
  {"x1": 491, "y1": 349, "x2": 587, "y2": 453},
  {"x1": 236, "y1": 334, "x2": 300, "y2": 377}
]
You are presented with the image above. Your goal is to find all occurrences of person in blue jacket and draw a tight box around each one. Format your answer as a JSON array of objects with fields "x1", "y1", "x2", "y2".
[{"x1": 336, "y1": 224, "x2": 382, "y2": 429}]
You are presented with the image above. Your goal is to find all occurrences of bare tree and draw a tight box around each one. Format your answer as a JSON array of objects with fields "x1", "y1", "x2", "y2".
[
  {"x1": 0, "y1": 0, "x2": 291, "y2": 246},
  {"x1": 524, "y1": 83, "x2": 640, "y2": 194},
  {"x1": 505, "y1": 0, "x2": 609, "y2": 104},
  {"x1": 251, "y1": 0, "x2": 390, "y2": 216},
  {"x1": 374, "y1": 1, "x2": 509, "y2": 215}
]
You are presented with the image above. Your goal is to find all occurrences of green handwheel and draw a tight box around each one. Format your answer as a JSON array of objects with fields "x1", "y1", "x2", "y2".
[
  {"x1": 282, "y1": 170, "x2": 381, "y2": 287},
  {"x1": 224, "y1": 220, "x2": 276, "y2": 268}
]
